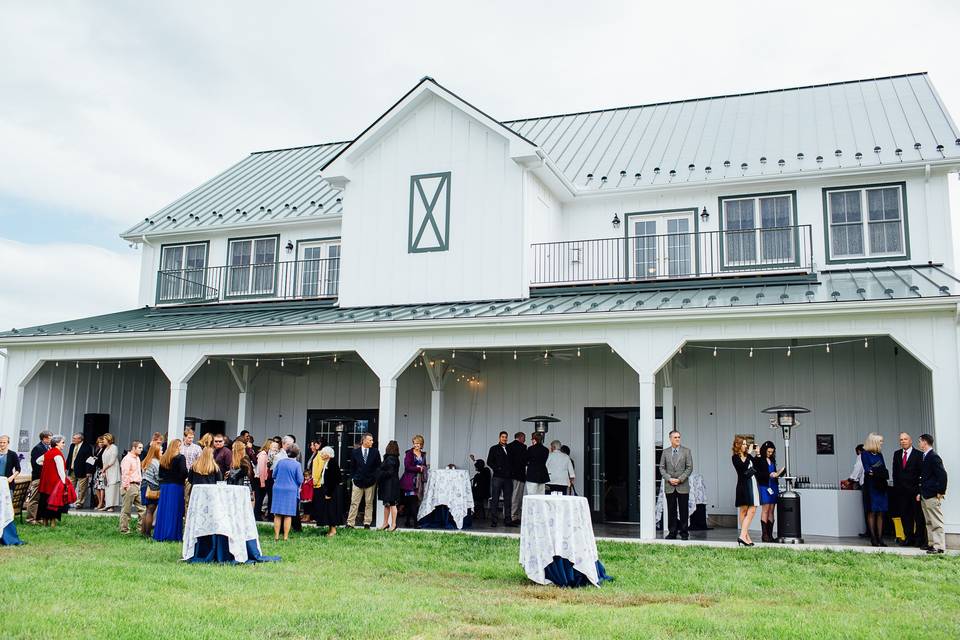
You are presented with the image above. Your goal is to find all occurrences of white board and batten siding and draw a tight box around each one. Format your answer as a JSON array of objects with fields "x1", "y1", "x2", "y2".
[{"x1": 337, "y1": 93, "x2": 527, "y2": 307}]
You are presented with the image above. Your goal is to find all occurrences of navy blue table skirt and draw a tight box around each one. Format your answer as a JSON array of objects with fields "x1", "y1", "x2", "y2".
[
  {"x1": 1, "y1": 521, "x2": 23, "y2": 546},
  {"x1": 418, "y1": 505, "x2": 472, "y2": 529},
  {"x1": 543, "y1": 556, "x2": 612, "y2": 588},
  {"x1": 188, "y1": 534, "x2": 280, "y2": 564}
]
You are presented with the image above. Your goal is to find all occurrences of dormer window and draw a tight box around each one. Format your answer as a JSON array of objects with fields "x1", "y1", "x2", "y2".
[
  {"x1": 227, "y1": 236, "x2": 278, "y2": 297},
  {"x1": 824, "y1": 183, "x2": 907, "y2": 262},
  {"x1": 158, "y1": 242, "x2": 208, "y2": 303}
]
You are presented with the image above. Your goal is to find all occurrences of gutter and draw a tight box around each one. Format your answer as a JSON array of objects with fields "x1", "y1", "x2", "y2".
[{"x1": 0, "y1": 297, "x2": 956, "y2": 348}]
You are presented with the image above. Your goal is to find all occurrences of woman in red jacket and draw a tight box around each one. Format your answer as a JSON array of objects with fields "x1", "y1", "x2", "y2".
[{"x1": 37, "y1": 435, "x2": 76, "y2": 527}]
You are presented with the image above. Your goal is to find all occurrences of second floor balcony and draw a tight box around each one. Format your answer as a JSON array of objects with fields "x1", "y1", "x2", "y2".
[
  {"x1": 531, "y1": 225, "x2": 814, "y2": 288},
  {"x1": 156, "y1": 257, "x2": 340, "y2": 305}
]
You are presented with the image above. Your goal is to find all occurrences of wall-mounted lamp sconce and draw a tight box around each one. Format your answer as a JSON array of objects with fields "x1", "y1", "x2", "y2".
[
  {"x1": 611, "y1": 213, "x2": 621, "y2": 229},
  {"x1": 700, "y1": 207, "x2": 709, "y2": 223},
  {"x1": 285, "y1": 241, "x2": 294, "y2": 253}
]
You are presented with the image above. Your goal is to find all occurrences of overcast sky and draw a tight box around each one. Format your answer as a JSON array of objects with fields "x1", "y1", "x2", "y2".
[{"x1": 1, "y1": 0, "x2": 959, "y2": 336}]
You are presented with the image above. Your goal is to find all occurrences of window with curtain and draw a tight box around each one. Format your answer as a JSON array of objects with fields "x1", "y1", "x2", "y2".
[
  {"x1": 159, "y1": 243, "x2": 207, "y2": 302},
  {"x1": 722, "y1": 193, "x2": 796, "y2": 267},
  {"x1": 227, "y1": 237, "x2": 277, "y2": 296},
  {"x1": 826, "y1": 185, "x2": 904, "y2": 260}
]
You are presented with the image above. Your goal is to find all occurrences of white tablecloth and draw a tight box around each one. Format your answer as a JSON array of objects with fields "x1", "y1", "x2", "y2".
[
  {"x1": 182, "y1": 484, "x2": 260, "y2": 563},
  {"x1": 656, "y1": 472, "x2": 707, "y2": 522},
  {"x1": 0, "y1": 478, "x2": 13, "y2": 531},
  {"x1": 520, "y1": 495, "x2": 601, "y2": 587},
  {"x1": 417, "y1": 468, "x2": 473, "y2": 529}
]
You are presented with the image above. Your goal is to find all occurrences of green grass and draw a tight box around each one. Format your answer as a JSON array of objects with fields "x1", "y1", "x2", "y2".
[{"x1": 1, "y1": 516, "x2": 958, "y2": 639}]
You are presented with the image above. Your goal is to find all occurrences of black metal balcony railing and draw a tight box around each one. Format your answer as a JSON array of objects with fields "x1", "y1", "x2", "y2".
[
  {"x1": 530, "y1": 225, "x2": 813, "y2": 287},
  {"x1": 156, "y1": 258, "x2": 340, "y2": 305}
]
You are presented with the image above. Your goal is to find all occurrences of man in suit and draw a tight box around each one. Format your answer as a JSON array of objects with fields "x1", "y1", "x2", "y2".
[
  {"x1": 507, "y1": 432, "x2": 527, "y2": 522},
  {"x1": 658, "y1": 430, "x2": 693, "y2": 540},
  {"x1": 892, "y1": 432, "x2": 925, "y2": 547},
  {"x1": 66, "y1": 432, "x2": 93, "y2": 509},
  {"x1": 486, "y1": 431, "x2": 515, "y2": 527},
  {"x1": 347, "y1": 433, "x2": 381, "y2": 528},
  {"x1": 25, "y1": 429, "x2": 53, "y2": 524},
  {"x1": 917, "y1": 433, "x2": 948, "y2": 554},
  {"x1": 524, "y1": 432, "x2": 550, "y2": 496}
]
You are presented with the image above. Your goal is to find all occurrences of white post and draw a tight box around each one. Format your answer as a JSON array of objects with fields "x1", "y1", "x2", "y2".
[
  {"x1": 662, "y1": 385, "x2": 674, "y2": 443},
  {"x1": 236, "y1": 391, "x2": 253, "y2": 437},
  {"x1": 0, "y1": 352, "x2": 43, "y2": 447},
  {"x1": 430, "y1": 389, "x2": 442, "y2": 467},
  {"x1": 378, "y1": 379, "x2": 398, "y2": 526},
  {"x1": 639, "y1": 372, "x2": 657, "y2": 540},
  {"x1": 167, "y1": 383, "x2": 188, "y2": 443}
]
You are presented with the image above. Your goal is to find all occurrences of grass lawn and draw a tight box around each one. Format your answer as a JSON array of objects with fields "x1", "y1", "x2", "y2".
[{"x1": 0, "y1": 516, "x2": 958, "y2": 640}]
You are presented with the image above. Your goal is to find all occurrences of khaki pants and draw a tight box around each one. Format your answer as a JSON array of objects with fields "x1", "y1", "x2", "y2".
[
  {"x1": 25, "y1": 479, "x2": 41, "y2": 522},
  {"x1": 347, "y1": 484, "x2": 376, "y2": 526},
  {"x1": 119, "y1": 483, "x2": 144, "y2": 533},
  {"x1": 70, "y1": 473, "x2": 90, "y2": 508},
  {"x1": 184, "y1": 479, "x2": 193, "y2": 513},
  {"x1": 511, "y1": 480, "x2": 524, "y2": 521},
  {"x1": 921, "y1": 496, "x2": 946, "y2": 551}
]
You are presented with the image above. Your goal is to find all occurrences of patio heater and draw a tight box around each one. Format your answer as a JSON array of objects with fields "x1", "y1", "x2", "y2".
[
  {"x1": 761, "y1": 405, "x2": 810, "y2": 544},
  {"x1": 522, "y1": 415, "x2": 561, "y2": 435}
]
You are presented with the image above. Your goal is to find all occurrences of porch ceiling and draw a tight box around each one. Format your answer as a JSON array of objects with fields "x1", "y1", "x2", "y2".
[{"x1": 2, "y1": 265, "x2": 958, "y2": 341}]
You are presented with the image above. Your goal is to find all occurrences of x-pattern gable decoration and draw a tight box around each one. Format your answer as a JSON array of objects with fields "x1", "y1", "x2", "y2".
[{"x1": 409, "y1": 171, "x2": 451, "y2": 253}]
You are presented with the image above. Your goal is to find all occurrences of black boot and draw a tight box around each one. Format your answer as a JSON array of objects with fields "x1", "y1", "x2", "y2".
[{"x1": 760, "y1": 521, "x2": 772, "y2": 543}]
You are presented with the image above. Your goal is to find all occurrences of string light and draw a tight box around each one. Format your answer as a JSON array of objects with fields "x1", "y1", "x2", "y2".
[
  {"x1": 140, "y1": 360, "x2": 143, "y2": 367},
  {"x1": 864, "y1": 338, "x2": 869, "y2": 349},
  {"x1": 75, "y1": 362, "x2": 79, "y2": 369},
  {"x1": 333, "y1": 354, "x2": 338, "y2": 364},
  {"x1": 255, "y1": 358, "x2": 259, "y2": 367},
  {"x1": 713, "y1": 347, "x2": 717, "y2": 357},
  {"x1": 749, "y1": 348, "x2": 753, "y2": 358},
  {"x1": 281, "y1": 358, "x2": 285, "y2": 367},
  {"x1": 306, "y1": 357, "x2": 311, "y2": 366},
  {"x1": 55, "y1": 361, "x2": 59, "y2": 367},
  {"x1": 513, "y1": 350, "x2": 517, "y2": 360},
  {"x1": 826, "y1": 344, "x2": 830, "y2": 353},
  {"x1": 482, "y1": 350, "x2": 486, "y2": 360},
  {"x1": 96, "y1": 361, "x2": 100, "y2": 369},
  {"x1": 117, "y1": 361, "x2": 122, "y2": 369},
  {"x1": 452, "y1": 349, "x2": 456, "y2": 359},
  {"x1": 786, "y1": 346, "x2": 792, "y2": 357},
  {"x1": 544, "y1": 349, "x2": 549, "y2": 359},
  {"x1": 577, "y1": 347, "x2": 581, "y2": 357},
  {"x1": 230, "y1": 358, "x2": 235, "y2": 366},
  {"x1": 206, "y1": 358, "x2": 211, "y2": 365}
]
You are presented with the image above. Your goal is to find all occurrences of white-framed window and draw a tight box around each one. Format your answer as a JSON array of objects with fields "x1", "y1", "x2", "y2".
[
  {"x1": 721, "y1": 193, "x2": 796, "y2": 268},
  {"x1": 825, "y1": 185, "x2": 906, "y2": 260},
  {"x1": 627, "y1": 210, "x2": 695, "y2": 279},
  {"x1": 227, "y1": 236, "x2": 278, "y2": 296},
  {"x1": 297, "y1": 240, "x2": 340, "y2": 297},
  {"x1": 158, "y1": 243, "x2": 208, "y2": 302}
]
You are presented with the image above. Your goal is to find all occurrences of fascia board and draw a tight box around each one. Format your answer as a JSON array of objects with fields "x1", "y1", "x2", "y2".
[{"x1": 2, "y1": 298, "x2": 955, "y2": 348}]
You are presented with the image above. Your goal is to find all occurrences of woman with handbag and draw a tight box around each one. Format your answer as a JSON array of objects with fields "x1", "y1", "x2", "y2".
[
  {"x1": 400, "y1": 435, "x2": 428, "y2": 528},
  {"x1": 861, "y1": 433, "x2": 890, "y2": 547},
  {"x1": 731, "y1": 436, "x2": 761, "y2": 546},
  {"x1": 139, "y1": 442, "x2": 162, "y2": 536},
  {"x1": 37, "y1": 435, "x2": 77, "y2": 527}
]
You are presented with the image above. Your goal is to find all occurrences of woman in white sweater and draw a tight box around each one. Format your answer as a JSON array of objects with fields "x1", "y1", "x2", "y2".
[{"x1": 100, "y1": 433, "x2": 121, "y2": 510}]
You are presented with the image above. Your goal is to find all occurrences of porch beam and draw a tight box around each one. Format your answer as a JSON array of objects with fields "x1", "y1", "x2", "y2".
[
  {"x1": 638, "y1": 372, "x2": 657, "y2": 540},
  {"x1": 378, "y1": 378, "x2": 398, "y2": 527}
]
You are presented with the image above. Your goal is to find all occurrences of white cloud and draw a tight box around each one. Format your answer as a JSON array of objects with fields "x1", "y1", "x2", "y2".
[{"x1": 0, "y1": 239, "x2": 139, "y2": 332}]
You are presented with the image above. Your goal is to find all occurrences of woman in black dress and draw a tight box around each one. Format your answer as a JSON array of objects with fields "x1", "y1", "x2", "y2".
[
  {"x1": 311, "y1": 446, "x2": 342, "y2": 537},
  {"x1": 225, "y1": 440, "x2": 253, "y2": 489},
  {"x1": 731, "y1": 435, "x2": 761, "y2": 546},
  {"x1": 377, "y1": 440, "x2": 401, "y2": 531}
]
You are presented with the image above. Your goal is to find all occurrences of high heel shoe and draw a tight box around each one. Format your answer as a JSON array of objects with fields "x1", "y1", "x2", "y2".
[{"x1": 737, "y1": 537, "x2": 755, "y2": 547}]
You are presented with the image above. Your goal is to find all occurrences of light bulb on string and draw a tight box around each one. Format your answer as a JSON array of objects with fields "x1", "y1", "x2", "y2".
[
  {"x1": 576, "y1": 347, "x2": 581, "y2": 357},
  {"x1": 75, "y1": 362, "x2": 79, "y2": 369},
  {"x1": 230, "y1": 358, "x2": 235, "y2": 366},
  {"x1": 96, "y1": 361, "x2": 100, "y2": 369},
  {"x1": 117, "y1": 361, "x2": 121, "y2": 369},
  {"x1": 452, "y1": 349, "x2": 456, "y2": 359},
  {"x1": 482, "y1": 350, "x2": 486, "y2": 360},
  {"x1": 306, "y1": 357, "x2": 311, "y2": 366},
  {"x1": 333, "y1": 354, "x2": 338, "y2": 364},
  {"x1": 544, "y1": 349, "x2": 549, "y2": 359},
  {"x1": 140, "y1": 360, "x2": 143, "y2": 368},
  {"x1": 206, "y1": 358, "x2": 211, "y2": 365},
  {"x1": 513, "y1": 350, "x2": 517, "y2": 360},
  {"x1": 826, "y1": 344, "x2": 830, "y2": 353},
  {"x1": 787, "y1": 346, "x2": 792, "y2": 357},
  {"x1": 281, "y1": 358, "x2": 285, "y2": 367},
  {"x1": 255, "y1": 358, "x2": 260, "y2": 367},
  {"x1": 713, "y1": 347, "x2": 717, "y2": 357},
  {"x1": 55, "y1": 361, "x2": 59, "y2": 367},
  {"x1": 749, "y1": 347, "x2": 753, "y2": 358},
  {"x1": 864, "y1": 338, "x2": 869, "y2": 349}
]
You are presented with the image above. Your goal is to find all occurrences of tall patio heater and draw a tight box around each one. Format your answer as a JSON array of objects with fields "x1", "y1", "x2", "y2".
[
  {"x1": 761, "y1": 405, "x2": 810, "y2": 544},
  {"x1": 522, "y1": 415, "x2": 561, "y2": 435}
]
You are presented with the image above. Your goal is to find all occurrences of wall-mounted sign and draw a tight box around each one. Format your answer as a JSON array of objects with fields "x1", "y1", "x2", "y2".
[
  {"x1": 409, "y1": 171, "x2": 451, "y2": 253},
  {"x1": 816, "y1": 433, "x2": 834, "y2": 455}
]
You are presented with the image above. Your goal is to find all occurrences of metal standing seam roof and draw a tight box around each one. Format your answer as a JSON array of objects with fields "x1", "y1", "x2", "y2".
[
  {"x1": 3, "y1": 266, "x2": 958, "y2": 341},
  {"x1": 122, "y1": 73, "x2": 960, "y2": 239},
  {"x1": 503, "y1": 73, "x2": 960, "y2": 189},
  {"x1": 122, "y1": 142, "x2": 348, "y2": 237}
]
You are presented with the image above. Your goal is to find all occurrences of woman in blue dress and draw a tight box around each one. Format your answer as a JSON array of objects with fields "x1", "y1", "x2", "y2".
[
  {"x1": 271, "y1": 444, "x2": 303, "y2": 541},
  {"x1": 756, "y1": 441, "x2": 784, "y2": 543},
  {"x1": 153, "y1": 439, "x2": 187, "y2": 542},
  {"x1": 860, "y1": 432, "x2": 889, "y2": 547}
]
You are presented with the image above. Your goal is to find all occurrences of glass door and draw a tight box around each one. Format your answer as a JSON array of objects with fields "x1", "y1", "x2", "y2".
[
  {"x1": 584, "y1": 408, "x2": 639, "y2": 522},
  {"x1": 629, "y1": 212, "x2": 695, "y2": 279},
  {"x1": 297, "y1": 240, "x2": 341, "y2": 298},
  {"x1": 227, "y1": 237, "x2": 278, "y2": 297}
]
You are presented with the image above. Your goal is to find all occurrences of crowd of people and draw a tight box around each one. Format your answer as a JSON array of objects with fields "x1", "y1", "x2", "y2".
[{"x1": 9, "y1": 425, "x2": 949, "y2": 553}]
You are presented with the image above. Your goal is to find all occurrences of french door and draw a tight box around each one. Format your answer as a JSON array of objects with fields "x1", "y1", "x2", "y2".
[
  {"x1": 629, "y1": 212, "x2": 695, "y2": 279},
  {"x1": 584, "y1": 408, "x2": 639, "y2": 522},
  {"x1": 227, "y1": 237, "x2": 278, "y2": 297},
  {"x1": 298, "y1": 240, "x2": 340, "y2": 298},
  {"x1": 158, "y1": 243, "x2": 207, "y2": 302}
]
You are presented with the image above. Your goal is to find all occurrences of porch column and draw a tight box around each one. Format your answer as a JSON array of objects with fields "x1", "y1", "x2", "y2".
[
  {"x1": 167, "y1": 383, "x2": 189, "y2": 442},
  {"x1": 430, "y1": 389, "x2": 443, "y2": 466},
  {"x1": 378, "y1": 379, "x2": 398, "y2": 527},
  {"x1": 638, "y1": 372, "x2": 657, "y2": 540},
  {"x1": 236, "y1": 392, "x2": 253, "y2": 437},
  {"x1": 0, "y1": 352, "x2": 43, "y2": 443},
  {"x1": 661, "y1": 385, "x2": 674, "y2": 442}
]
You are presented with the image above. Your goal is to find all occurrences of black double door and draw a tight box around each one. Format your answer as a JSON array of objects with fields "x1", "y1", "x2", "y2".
[
  {"x1": 584, "y1": 407, "x2": 640, "y2": 523},
  {"x1": 304, "y1": 409, "x2": 379, "y2": 476}
]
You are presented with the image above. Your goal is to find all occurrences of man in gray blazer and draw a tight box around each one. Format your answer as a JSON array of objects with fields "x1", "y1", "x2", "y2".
[{"x1": 658, "y1": 430, "x2": 693, "y2": 540}]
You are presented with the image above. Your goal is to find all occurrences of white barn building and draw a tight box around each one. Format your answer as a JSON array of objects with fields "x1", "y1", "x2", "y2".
[{"x1": 2, "y1": 73, "x2": 959, "y2": 543}]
